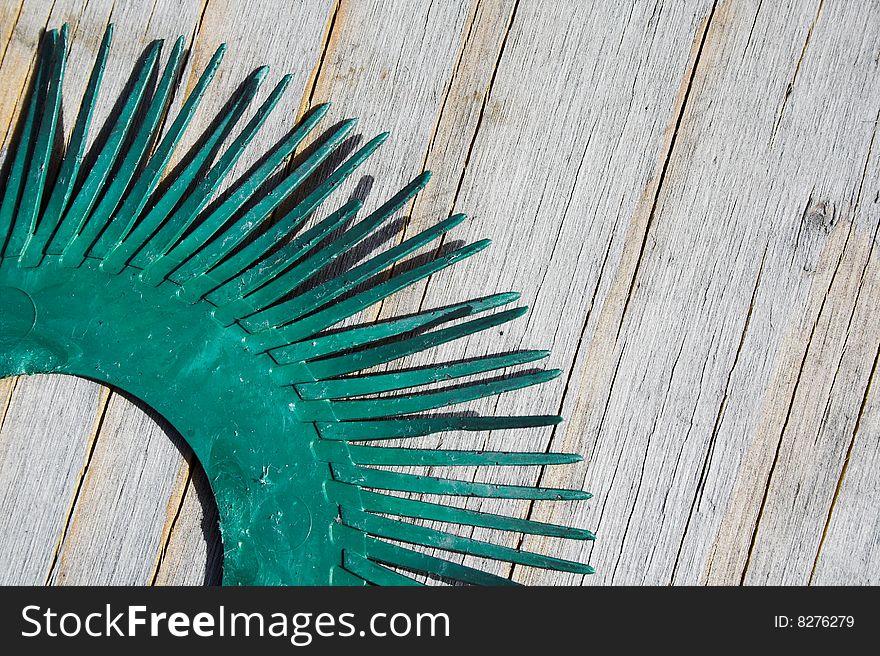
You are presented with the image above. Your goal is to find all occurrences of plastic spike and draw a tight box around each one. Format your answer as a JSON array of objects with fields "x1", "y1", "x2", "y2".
[
  {"x1": 314, "y1": 442, "x2": 581, "y2": 467},
  {"x1": 342, "y1": 551, "x2": 423, "y2": 586},
  {"x1": 316, "y1": 414, "x2": 562, "y2": 441},
  {"x1": 332, "y1": 463, "x2": 590, "y2": 500},
  {"x1": 19, "y1": 25, "x2": 112, "y2": 267},
  {"x1": 298, "y1": 349, "x2": 549, "y2": 399},
  {"x1": 265, "y1": 292, "x2": 513, "y2": 362},
  {"x1": 362, "y1": 537, "x2": 519, "y2": 586},
  {"x1": 306, "y1": 305, "x2": 528, "y2": 380},
  {"x1": 327, "y1": 482, "x2": 594, "y2": 539},
  {"x1": 343, "y1": 511, "x2": 595, "y2": 574}
]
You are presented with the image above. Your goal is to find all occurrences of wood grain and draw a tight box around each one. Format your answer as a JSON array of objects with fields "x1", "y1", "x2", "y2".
[
  {"x1": 0, "y1": 375, "x2": 107, "y2": 584},
  {"x1": 1, "y1": 0, "x2": 878, "y2": 586}
]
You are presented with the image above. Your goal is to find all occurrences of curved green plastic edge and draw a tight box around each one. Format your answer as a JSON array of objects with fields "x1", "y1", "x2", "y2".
[{"x1": 0, "y1": 25, "x2": 594, "y2": 586}]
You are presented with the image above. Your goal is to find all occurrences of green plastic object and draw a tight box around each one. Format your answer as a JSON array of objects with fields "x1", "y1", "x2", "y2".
[{"x1": 0, "y1": 25, "x2": 594, "y2": 585}]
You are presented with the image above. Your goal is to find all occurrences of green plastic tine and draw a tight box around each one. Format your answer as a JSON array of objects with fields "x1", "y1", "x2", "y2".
[
  {"x1": 327, "y1": 482, "x2": 594, "y2": 539},
  {"x1": 333, "y1": 463, "x2": 590, "y2": 500},
  {"x1": 19, "y1": 24, "x2": 112, "y2": 267},
  {"x1": 178, "y1": 132, "x2": 389, "y2": 302},
  {"x1": 207, "y1": 198, "x2": 362, "y2": 313},
  {"x1": 95, "y1": 43, "x2": 229, "y2": 268},
  {"x1": 363, "y1": 536, "x2": 519, "y2": 586},
  {"x1": 316, "y1": 443, "x2": 581, "y2": 467},
  {"x1": 145, "y1": 119, "x2": 364, "y2": 286},
  {"x1": 328, "y1": 369, "x2": 560, "y2": 419},
  {"x1": 344, "y1": 510, "x2": 595, "y2": 574},
  {"x1": 265, "y1": 291, "x2": 518, "y2": 361},
  {"x1": 0, "y1": 30, "x2": 55, "y2": 257},
  {"x1": 234, "y1": 172, "x2": 430, "y2": 329},
  {"x1": 316, "y1": 415, "x2": 562, "y2": 441},
  {"x1": 307, "y1": 306, "x2": 528, "y2": 380},
  {"x1": 122, "y1": 67, "x2": 271, "y2": 269},
  {"x1": 48, "y1": 39, "x2": 163, "y2": 258},
  {"x1": 7, "y1": 27, "x2": 67, "y2": 258},
  {"x1": 256, "y1": 238, "x2": 491, "y2": 340},
  {"x1": 245, "y1": 212, "x2": 466, "y2": 331},
  {"x1": 299, "y1": 349, "x2": 549, "y2": 399},
  {"x1": 342, "y1": 551, "x2": 423, "y2": 586},
  {"x1": 62, "y1": 37, "x2": 186, "y2": 266}
]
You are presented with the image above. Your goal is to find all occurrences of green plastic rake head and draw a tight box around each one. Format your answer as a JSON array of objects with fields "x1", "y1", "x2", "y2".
[{"x1": 0, "y1": 25, "x2": 594, "y2": 585}]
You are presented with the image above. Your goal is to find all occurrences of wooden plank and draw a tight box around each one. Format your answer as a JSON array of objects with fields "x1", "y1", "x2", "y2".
[
  {"x1": 524, "y1": 0, "x2": 880, "y2": 585},
  {"x1": 365, "y1": 0, "x2": 715, "y2": 581},
  {"x1": 812, "y1": 343, "x2": 880, "y2": 585},
  {"x1": 0, "y1": 375, "x2": 107, "y2": 584},
  {"x1": 153, "y1": 463, "x2": 223, "y2": 585},
  {"x1": 48, "y1": 392, "x2": 192, "y2": 585}
]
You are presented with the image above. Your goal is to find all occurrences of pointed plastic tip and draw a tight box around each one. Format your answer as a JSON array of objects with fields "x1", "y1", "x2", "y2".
[
  {"x1": 212, "y1": 42, "x2": 228, "y2": 61},
  {"x1": 173, "y1": 34, "x2": 186, "y2": 49},
  {"x1": 373, "y1": 131, "x2": 391, "y2": 145},
  {"x1": 60, "y1": 23, "x2": 70, "y2": 41},
  {"x1": 494, "y1": 291, "x2": 521, "y2": 304},
  {"x1": 340, "y1": 116, "x2": 359, "y2": 130},
  {"x1": 546, "y1": 368, "x2": 563, "y2": 380},
  {"x1": 582, "y1": 564, "x2": 596, "y2": 575},
  {"x1": 253, "y1": 65, "x2": 270, "y2": 82},
  {"x1": 548, "y1": 415, "x2": 564, "y2": 425},
  {"x1": 547, "y1": 452, "x2": 584, "y2": 465}
]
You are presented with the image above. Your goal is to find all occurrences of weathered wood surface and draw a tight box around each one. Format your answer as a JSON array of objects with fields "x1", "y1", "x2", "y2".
[{"x1": 0, "y1": 0, "x2": 878, "y2": 586}]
